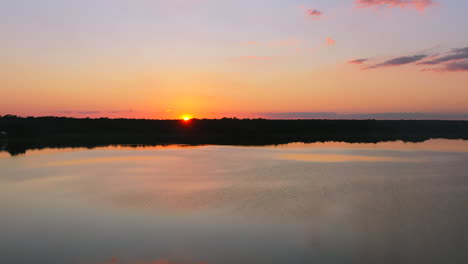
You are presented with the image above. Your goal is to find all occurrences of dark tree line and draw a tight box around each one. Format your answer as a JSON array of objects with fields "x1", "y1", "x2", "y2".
[{"x1": 1, "y1": 115, "x2": 468, "y2": 156}]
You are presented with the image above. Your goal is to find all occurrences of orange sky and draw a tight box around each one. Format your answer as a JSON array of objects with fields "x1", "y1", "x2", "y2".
[{"x1": 2, "y1": 0, "x2": 468, "y2": 119}]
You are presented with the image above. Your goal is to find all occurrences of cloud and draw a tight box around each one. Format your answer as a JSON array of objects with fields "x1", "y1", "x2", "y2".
[
  {"x1": 445, "y1": 60, "x2": 468, "y2": 72},
  {"x1": 349, "y1": 45, "x2": 468, "y2": 73},
  {"x1": 299, "y1": 6, "x2": 323, "y2": 20},
  {"x1": 326, "y1": 37, "x2": 336, "y2": 46},
  {"x1": 423, "y1": 60, "x2": 468, "y2": 72},
  {"x1": 307, "y1": 9, "x2": 322, "y2": 16},
  {"x1": 348, "y1": 59, "x2": 369, "y2": 64},
  {"x1": 307, "y1": 9, "x2": 323, "y2": 19},
  {"x1": 365, "y1": 54, "x2": 427, "y2": 69},
  {"x1": 355, "y1": 0, "x2": 435, "y2": 10},
  {"x1": 419, "y1": 47, "x2": 468, "y2": 65}
]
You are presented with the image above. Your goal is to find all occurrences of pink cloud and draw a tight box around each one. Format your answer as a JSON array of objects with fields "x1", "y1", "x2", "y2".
[
  {"x1": 308, "y1": 9, "x2": 322, "y2": 16},
  {"x1": 355, "y1": 0, "x2": 435, "y2": 11},
  {"x1": 299, "y1": 6, "x2": 323, "y2": 20},
  {"x1": 326, "y1": 37, "x2": 336, "y2": 46},
  {"x1": 307, "y1": 9, "x2": 323, "y2": 19}
]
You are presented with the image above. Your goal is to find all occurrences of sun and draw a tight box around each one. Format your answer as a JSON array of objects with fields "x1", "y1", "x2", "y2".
[{"x1": 181, "y1": 115, "x2": 192, "y2": 121}]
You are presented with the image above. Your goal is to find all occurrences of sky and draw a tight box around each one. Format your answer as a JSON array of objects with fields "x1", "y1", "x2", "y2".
[{"x1": 2, "y1": 0, "x2": 468, "y2": 119}]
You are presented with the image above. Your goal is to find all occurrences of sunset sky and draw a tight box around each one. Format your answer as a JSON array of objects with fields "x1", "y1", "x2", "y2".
[{"x1": 2, "y1": 0, "x2": 468, "y2": 119}]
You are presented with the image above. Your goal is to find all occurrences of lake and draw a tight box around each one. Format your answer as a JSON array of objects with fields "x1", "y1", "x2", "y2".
[{"x1": 1, "y1": 139, "x2": 468, "y2": 264}]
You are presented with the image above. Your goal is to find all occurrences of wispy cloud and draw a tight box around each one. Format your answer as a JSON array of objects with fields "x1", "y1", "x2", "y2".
[
  {"x1": 444, "y1": 60, "x2": 468, "y2": 72},
  {"x1": 355, "y1": 0, "x2": 435, "y2": 11},
  {"x1": 423, "y1": 60, "x2": 468, "y2": 72},
  {"x1": 348, "y1": 59, "x2": 369, "y2": 64},
  {"x1": 416, "y1": 46, "x2": 468, "y2": 72},
  {"x1": 351, "y1": 45, "x2": 468, "y2": 72},
  {"x1": 365, "y1": 54, "x2": 427, "y2": 69},
  {"x1": 326, "y1": 37, "x2": 336, "y2": 46},
  {"x1": 419, "y1": 47, "x2": 468, "y2": 65}
]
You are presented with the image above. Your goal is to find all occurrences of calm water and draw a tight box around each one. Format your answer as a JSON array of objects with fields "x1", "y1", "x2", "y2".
[{"x1": 1, "y1": 140, "x2": 468, "y2": 264}]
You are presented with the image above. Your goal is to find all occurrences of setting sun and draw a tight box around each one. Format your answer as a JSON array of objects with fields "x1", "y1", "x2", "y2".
[{"x1": 181, "y1": 115, "x2": 192, "y2": 121}]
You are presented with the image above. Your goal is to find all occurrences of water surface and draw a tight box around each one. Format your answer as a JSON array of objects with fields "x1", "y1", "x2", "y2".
[{"x1": 1, "y1": 140, "x2": 468, "y2": 264}]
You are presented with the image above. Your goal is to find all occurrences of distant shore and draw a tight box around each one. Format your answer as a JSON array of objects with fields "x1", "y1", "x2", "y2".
[{"x1": 1, "y1": 115, "x2": 468, "y2": 156}]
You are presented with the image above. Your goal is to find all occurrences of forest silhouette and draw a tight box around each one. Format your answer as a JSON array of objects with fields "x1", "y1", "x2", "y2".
[{"x1": 1, "y1": 115, "x2": 468, "y2": 156}]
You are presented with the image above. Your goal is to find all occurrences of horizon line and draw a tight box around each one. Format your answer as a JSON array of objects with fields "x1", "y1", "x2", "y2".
[{"x1": 2, "y1": 114, "x2": 468, "y2": 121}]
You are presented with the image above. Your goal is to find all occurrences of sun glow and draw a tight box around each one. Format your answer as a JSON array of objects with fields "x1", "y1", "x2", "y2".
[{"x1": 181, "y1": 115, "x2": 192, "y2": 121}]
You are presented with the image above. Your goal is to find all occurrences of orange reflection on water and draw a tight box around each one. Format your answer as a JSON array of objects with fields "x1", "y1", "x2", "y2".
[{"x1": 40, "y1": 156, "x2": 178, "y2": 167}]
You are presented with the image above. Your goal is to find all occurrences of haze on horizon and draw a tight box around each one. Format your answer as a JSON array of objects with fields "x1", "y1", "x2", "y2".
[{"x1": 2, "y1": 0, "x2": 468, "y2": 119}]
